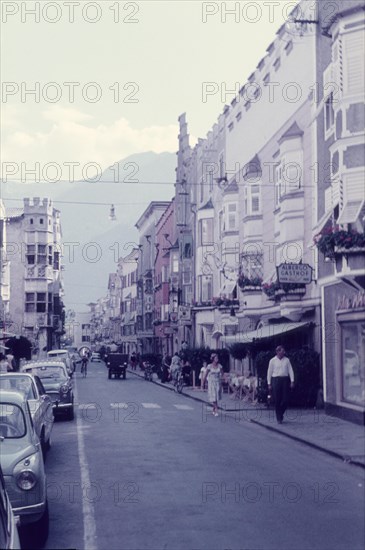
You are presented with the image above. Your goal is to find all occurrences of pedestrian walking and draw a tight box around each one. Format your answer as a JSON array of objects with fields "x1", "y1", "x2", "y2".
[
  {"x1": 0, "y1": 353, "x2": 10, "y2": 373},
  {"x1": 202, "y1": 354, "x2": 223, "y2": 416},
  {"x1": 130, "y1": 352, "x2": 137, "y2": 371},
  {"x1": 170, "y1": 352, "x2": 182, "y2": 383},
  {"x1": 199, "y1": 361, "x2": 208, "y2": 391},
  {"x1": 161, "y1": 355, "x2": 171, "y2": 383},
  {"x1": 267, "y1": 345, "x2": 294, "y2": 424}
]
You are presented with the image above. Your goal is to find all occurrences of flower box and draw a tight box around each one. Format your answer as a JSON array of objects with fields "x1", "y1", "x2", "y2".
[
  {"x1": 240, "y1": 285, "x2": 262, "y2": 292},
  {"x1": 334, "y1": 246, "x2": 365, "y2": 255},
  {"x1": 314, "y1": 228, "x2": 365, "y2": 258}
]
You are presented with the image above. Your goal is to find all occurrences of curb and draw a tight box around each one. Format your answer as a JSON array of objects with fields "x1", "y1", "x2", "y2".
[
  {"x1": 128, "y1": 369, "x2": 365, "y2": 470},
  {"x1": 249, "y1": 419, "x2": 365, "y2": 470}
]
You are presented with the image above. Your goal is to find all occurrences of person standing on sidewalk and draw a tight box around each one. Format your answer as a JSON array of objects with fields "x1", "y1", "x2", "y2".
[
  {"x1": 267, "y1": 346, "x2": 294, "y2": 424},
  {"x1": 203, "y1": 354, "x2": 223, "y2": 416}
]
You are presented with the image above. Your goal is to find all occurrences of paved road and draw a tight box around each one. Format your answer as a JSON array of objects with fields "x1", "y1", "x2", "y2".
[{"x1": 31, "y1": 362, "x2": 364, "y2": 550}]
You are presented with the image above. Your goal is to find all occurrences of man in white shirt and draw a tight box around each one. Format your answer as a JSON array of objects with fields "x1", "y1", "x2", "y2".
[{"x1": 267, "y1": 346, "x2": 294, "y2": 424}]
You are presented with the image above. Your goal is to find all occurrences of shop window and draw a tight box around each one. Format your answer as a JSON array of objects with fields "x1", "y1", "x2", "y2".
[{"x1": 341, "y1": 322, "x2": 365, "y2": 406}]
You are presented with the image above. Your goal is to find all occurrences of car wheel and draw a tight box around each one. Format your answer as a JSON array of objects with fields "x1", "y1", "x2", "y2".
[
  {"x1": 108, "y1": 369, "x2": 111, "y2": 379},
  {"x1": 40, "y1": 430, "x2": 47, "y2": 462},
  {"x1": 123, "y1": 372, "x2": 126, "y2": 380},
  {"x1": 68, "y1": 406, "x2": 74, "y2": 421}
]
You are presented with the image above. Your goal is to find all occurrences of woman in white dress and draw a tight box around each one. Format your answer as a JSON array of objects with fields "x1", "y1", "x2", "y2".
[{"x1": 203, "y1": 354, "x2": 224, "y2": 416}]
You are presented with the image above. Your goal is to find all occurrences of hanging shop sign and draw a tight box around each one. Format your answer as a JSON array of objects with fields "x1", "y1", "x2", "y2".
[
  {"x1": 277, "y1": 263, "x2": 313, "y2": 284},
  {"x1": 337, "y1": 291, "x2": 365, "y2": 311}
]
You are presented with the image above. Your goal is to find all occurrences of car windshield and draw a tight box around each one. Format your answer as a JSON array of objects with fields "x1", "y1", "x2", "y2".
[
  {"x1": 0, "y1": 377, "x2": 36, "y2": 400},
  {"x1": 0, "y1": 403, "x2": 26, "y2": 439},
  {"x1": 28, "y1": 366, "x2": 67, "y2": 381},
  {"x1": 48, "y1": 351, "x2": 67, "y2": 357}
]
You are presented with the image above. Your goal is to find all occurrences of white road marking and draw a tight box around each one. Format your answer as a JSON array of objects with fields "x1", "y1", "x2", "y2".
[
  {"x1": 141, "y1": 403, "x2": 161, "y2": 409},
  {"x1": 110, "y1": 402, "x2": 129, "y2": 408},
  {"x1": 74, "y1": 380, "x2": 98, "y2": 550},
  {"x1": 173, "y1": 404, "x2": 194, "y2": 410},
  {"x1": 78, "y1": 403, "x2": 97, "y2": 409}
]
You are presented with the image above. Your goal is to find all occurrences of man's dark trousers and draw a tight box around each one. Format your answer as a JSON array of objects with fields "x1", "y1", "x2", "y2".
[{"x1": 272, "y1": 376, "x2": 290, "y2": 422}]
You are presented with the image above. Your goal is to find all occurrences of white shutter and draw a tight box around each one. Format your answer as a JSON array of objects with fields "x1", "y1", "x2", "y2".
[
  {"x1": 332, "y1": 38, "x2": 343, "y2": 96},
  {"x1": 337, "y1": 171, "x2": 365, "y2": 224},
  {"x1": 343, "y1": 31, "x2": 365, "y2": 95},
  {"x1": 344, "y1": 171, "x2": 365, "y2": 201}
]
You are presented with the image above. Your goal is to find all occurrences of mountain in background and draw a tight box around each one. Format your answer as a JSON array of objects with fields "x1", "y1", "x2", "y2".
[{"x1": 1, "y1": 151, "x2": 176, "y2": 310}]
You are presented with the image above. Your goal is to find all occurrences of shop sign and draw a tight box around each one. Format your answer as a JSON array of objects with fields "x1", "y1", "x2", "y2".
[
  {"x1": 277, "y1": 263, "x2": 313, "y2": 284},
  {"x1": 337, "y1": 291, "x2": 365, "y2": 311}
]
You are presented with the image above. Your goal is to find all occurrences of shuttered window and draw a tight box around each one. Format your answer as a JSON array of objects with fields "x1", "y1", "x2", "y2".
[
  {"x1": 343, "y1": 31, "x2": 365, "y2": 95},
  {"x1": 337, "y1": 171, "x2": 365, "y2": 224}
]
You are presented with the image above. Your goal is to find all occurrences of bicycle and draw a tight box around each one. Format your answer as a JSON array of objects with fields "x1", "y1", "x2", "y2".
[
  {"x1": 172, "y1": 369, "x2": 184, "y2": 393},
  {"x1": 80, "y1": 359, "x2": 88, "y2": 378},
  {"x1": 144, "y1": 362, "x2": 153, "y2": 381}
]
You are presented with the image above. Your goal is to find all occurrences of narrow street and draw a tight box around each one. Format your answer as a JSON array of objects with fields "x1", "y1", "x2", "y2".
[{"x1": 36, "y1": 362, "x2": 365, "y2": 550}]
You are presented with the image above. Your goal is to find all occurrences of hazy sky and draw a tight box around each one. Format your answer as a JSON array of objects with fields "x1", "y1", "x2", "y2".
[{"x1": 1, "y1": 1, "x2": 298, "y2": 181}]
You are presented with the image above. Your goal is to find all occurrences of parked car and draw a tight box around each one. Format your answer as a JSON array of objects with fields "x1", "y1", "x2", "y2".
[
  {"x1": 0, "y1": 463, "x2": 21, "y2": 550},
  {"x1": 0, "y1": 373, "x2": 54, "y2": 460},
  {"x1": 0, "y1": 390, "x2": 49, "y2": 545},
  {"x1": 21, "y1": 361, "x2": 74, "y2": 420},
  {"x1": 105, "y1": 353, "x2": 128, "y2": 379},
  {"x1": 91, "y1": 352, "x2": 102, "y2": 362},
  {"x1": 47, "y1": 349, "x2": 74, "y2": 377}
]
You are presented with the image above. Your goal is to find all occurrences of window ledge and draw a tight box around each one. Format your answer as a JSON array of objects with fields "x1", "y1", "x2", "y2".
[{"x1": 242, "y1": 214, "x2": 262, "y2": 222}]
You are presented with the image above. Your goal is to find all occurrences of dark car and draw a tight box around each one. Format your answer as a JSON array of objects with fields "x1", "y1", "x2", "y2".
[
  {"x1": 105, "y1": 353, "x2": 128, "y2": 380},
  {"x1": 21, "y1": 362, "x2": 74, "y2": 420}
]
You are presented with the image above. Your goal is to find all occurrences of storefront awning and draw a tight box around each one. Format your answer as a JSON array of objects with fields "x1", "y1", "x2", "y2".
[{"x1": 223, "y1": 321, "x2": 311, "y2": 345}]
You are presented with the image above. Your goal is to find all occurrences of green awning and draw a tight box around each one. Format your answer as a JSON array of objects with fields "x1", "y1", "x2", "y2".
[{"x1": 223, "y1": 321, "x2": 311, "y2": 345}]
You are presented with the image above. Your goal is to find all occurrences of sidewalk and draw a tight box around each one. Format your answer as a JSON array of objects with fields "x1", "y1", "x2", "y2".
[{"x1": 128, "y1": 369, "x2": 365, "y2": 469}]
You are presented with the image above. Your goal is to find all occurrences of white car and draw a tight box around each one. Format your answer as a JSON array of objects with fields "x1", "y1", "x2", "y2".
[
  {"x1": 0, "y1": 373, "x2": 54, "y2": 461},
  {"x1": 47, "y1": 350, "x2": 73, "y2": 377},
  {"x1": 0, "y1": 390, "x2": 49, "y2": 545}
]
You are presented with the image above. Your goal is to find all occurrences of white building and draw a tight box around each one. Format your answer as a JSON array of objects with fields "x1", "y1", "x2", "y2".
[{"x1": 6, "y1": 198, "x2": 64, "y2": 353}]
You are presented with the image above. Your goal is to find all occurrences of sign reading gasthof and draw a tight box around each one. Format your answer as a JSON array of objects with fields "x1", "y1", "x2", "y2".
[{"x1": 277, "y1": 263, "x2": 313, "y2": 284}]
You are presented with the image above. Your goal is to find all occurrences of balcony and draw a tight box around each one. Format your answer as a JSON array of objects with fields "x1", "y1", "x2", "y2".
[
  {"x1": 314, "y1": 228, "x2": 365, "y2": 260},
  {"x1": 262, "y1": 281, "x2": 306, "y2": 302},
  {"x1": 212, "y1": 297, "x2": 239, "y2": 309}
]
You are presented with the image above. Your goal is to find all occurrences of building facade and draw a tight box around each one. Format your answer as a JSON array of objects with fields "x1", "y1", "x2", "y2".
[
  {"x1": 6, "y1": 198, "x2": 65, "y2": 353},
  {"x1": 135, "y1": 202, "x2": 171, "y2": 354},
  {"x1": 314, "y1": 0, "x2": 365, "y2": 423}
]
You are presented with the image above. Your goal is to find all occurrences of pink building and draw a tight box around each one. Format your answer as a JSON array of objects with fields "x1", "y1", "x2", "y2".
[{"x1": 153, "y1": 199, "x2": 176, "y2": 356}]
